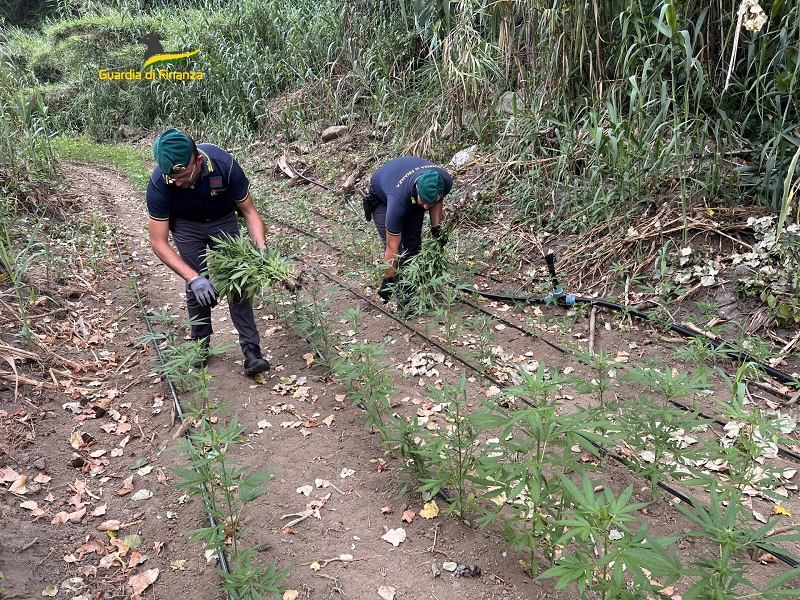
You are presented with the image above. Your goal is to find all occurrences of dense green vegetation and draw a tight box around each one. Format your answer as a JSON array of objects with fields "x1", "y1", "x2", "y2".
[{"x1": 2, "y1": 0, "x2": 798, "y2": 226}]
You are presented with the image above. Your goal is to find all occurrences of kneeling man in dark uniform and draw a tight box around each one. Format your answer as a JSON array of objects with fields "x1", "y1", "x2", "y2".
[{"x1": 146, "y1": 128, "x2": 270, "y2": 376}]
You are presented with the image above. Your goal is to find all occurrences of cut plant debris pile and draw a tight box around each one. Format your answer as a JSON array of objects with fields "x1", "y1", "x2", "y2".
[{"x1": 206, "y1": 232, "x2": 303, "y2": 299}]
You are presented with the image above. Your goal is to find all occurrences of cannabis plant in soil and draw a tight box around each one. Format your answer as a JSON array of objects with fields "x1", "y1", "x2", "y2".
[
  {"x1": 333, "y1": 337, "x2": 395, "y2": 437},
  {"x1": 286, "y1": 284, "x2": 341, "y2": 370},
  {"x1": 397, "y1": 237, "x2": 452, "y2": 316},
  {"x1": 206, "y1": 232, "x2": 302, "y2": 301},
  {"x1": 145, "y1": 325, "x2": 292, "y2": 598},
  {"x1": 416, "y1": 375, "x2": 485, "y2": 520},
  {"x1": 673, "y1": 485, "x2": 800, "y2": 600},
  {"x1": 473, "y1": 363, "x2": 612, "y2": 573},
  {"x1": 540, "y1": 475, "x2": 682, "y2": 600}
]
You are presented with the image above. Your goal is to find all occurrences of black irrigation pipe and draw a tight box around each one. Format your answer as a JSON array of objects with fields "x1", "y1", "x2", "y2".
[
  {"x1": 460, "y1": 251, "x2": 799, "y2": 389},
  {"x1": 456, "y1": 289, "x2": 800, "y2": 463},
  {"x1": 281, "y1": 163, "x2": 365, "y2": 222},
  {"x1": 273, "y1": 213, "x2": 800, "y2": 460},
  {"x1": 296, "y1": 257, "x2": 800, "y2": 570},
  {"x1": 112, "y1": 239, "x2": 237, "y2": 600},
  {"x1": 274, "y1": 209, "x2": 798, "y2": 391},
  {"x1": 275, "y1": 211, "x2": 800, "y2": 461}
]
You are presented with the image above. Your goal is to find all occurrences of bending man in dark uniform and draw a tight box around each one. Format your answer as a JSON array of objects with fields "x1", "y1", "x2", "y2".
[
  {"x1": 369, "y1": 156, "x2": 453, "y2": 301},
  {"x1": 146, "y1": 128, "x2": 270, "y2": 376}
]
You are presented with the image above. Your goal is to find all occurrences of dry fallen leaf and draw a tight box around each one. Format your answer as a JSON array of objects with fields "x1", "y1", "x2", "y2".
[
  {"x1": 283, "y1": 591, "x2": 300, "y2": 600},
  {"x1": 381, "y1": 528, "x2": 406, "y2": 547},
  {"x1": 127, "y1": 568, "x2": 159, "y2": 600},
  {"x1": 51, "y1": 511, "x2": 70, "y2": 525},
  {"x1": 419, "y1": 500, "x2": 440, "y2": 519},
  {"x1": 380, "y1": 505, "x2": 393, "y2": 515},
  {"x1": 401, "y1": 510, "x2": 415, "y2": 523},
  {"x1": 378, "y1": 585, "x2": 396, "y2": 600},
  {"x1": 772, "y1": 505, "x2": 791, "y2": 517},
  {"x1": 0, "y1": 467, "x2": 19, "y2": 482},
  {"x1": 97, "y1": 519, "x2": 121, "y2": 531},
  {"x1": 309, "y1": 561, "x2": 322, "y2": 571},
  {"x1": 9, "y1": 474, "x2": 28, "y2": 495},
  {"x1": 117, "y1": 476, "x2": 134, "y2": 496}
]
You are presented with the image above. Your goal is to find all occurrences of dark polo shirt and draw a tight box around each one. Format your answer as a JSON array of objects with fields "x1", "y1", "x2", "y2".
[
  {"x1": 146, "y1": 144, "x2": 251, "y2": 224},
  {"x1": 370, "y1": 156, "x2": 452, "y2": 235}
]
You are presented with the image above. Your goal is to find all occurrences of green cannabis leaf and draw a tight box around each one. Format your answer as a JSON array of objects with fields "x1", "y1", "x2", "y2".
[{"x1": 205, "y1": 232, "x2": 302, "y2": 300}]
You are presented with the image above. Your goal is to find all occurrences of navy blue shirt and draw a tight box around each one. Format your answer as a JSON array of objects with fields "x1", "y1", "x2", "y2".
[
  {"x1": 370, "y1": 157, "x2": 453, "y2": 235},
  {"x1": 146, "y1": 144, "x2": 251, "y2": 224}
]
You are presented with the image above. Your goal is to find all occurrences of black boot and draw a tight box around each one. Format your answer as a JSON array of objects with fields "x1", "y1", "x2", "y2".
[
  {"x1": 243, "y1": 344, "x2": 270, "y2": 376},
  {"x1": 191, "y1": 337, "x2": 210, "y2": 369}
]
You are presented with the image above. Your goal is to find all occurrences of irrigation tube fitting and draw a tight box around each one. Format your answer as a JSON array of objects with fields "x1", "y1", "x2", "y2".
[
  {"x1": 461, "y1": 252, "x2": 799, "y2": 389},
  {"x1": 112, "y1": 239, "x2": 237, "y2": 600}
]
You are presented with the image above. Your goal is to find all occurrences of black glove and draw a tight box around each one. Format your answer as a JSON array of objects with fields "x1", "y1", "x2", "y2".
[
  {"x1": 431, "y1": 226, "x2": 447, "y2": 247},
  {"x1": 378, "y1": 276, "x2": 398, "y2": 303},
  {"x1": 188, "y1": 275, "x2": 218, "y2": 307},
  {"x1": 258, "y1": 247, "x2": 270, "y2": 260}
]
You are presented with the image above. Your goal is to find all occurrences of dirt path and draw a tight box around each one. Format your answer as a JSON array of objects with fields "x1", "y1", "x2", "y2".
[
  {"x1": 0, "y1": 163, "x2": 557, "y2": 599},
  {"x1": 2, "y1": 157, "x2": 800, "y2": 600}
]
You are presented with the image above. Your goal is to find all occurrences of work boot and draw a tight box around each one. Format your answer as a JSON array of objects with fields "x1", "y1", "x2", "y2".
[
  {"x1": 191, "y1": 337, "x2": 210, "y2": 369},
  {"x1": 243, "y1": 344, "x2": 270, "y2": 376}
]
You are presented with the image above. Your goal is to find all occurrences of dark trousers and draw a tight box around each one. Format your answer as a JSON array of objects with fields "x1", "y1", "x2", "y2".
[
  {"x1": 372, "y1": 203, "x2": 424, "y2": 268},
  {"x1": 171, "y1": 214, "x2": 260, "y2": 352}
]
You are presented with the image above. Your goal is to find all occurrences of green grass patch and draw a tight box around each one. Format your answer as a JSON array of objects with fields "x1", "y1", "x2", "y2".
[{"x1": 52, "y1": 135, "x2": 151, "y2": 191}]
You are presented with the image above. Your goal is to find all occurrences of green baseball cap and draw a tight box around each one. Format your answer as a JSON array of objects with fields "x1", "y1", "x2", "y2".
[
  {"x1": 416, "y1": 170, "x2": 444, "y2": 204},
  {"x1": 153, "y1": 128, "x2": 193, "y2": 175}
]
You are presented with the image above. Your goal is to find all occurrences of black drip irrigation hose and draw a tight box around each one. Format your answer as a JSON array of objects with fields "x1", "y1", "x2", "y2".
[
  {"x1": 269, "y1": 209, "x2": 800, "y2": 567},
  {"x1": 280, "y1": 212, "x2": 800, "y2": 459},
  {"x1": 280, "y1": 209, "x2": 800, "y2": 458},
  {"x1": 458, "y1": 290, "x2": 799, "y2": 389},
  {"x1": 297, "y1": 257, "x2": 800, "y2": 570},
  {"x1": 455, "y1": 287, "x2": 800, "y2": 463},
  {"x1": 282, "y1": 163, "x2": 365, "y2": 222},
  {"x1": 112, "y1": 239, "x2": 237, "y2": 600}
]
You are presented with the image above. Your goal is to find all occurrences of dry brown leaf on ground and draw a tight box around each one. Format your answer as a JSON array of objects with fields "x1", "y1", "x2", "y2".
[
  {"x1": 117, "y1": 476, "x2": 134, "y2": 495},
  {"x1": 401, "y1": 510, "x2": 415, "y2": 523},
  {"x1": 9, "y1": 474, "x2": 28, "y2": 495},
  {"x1": 0, "y1": 466, "x2": 19, "y2": 482},
  {"x1": 127, "y1": 568, "x2": 159, "y2": 600},
  {"x1": 97, "y1": 519, "x2": 120, "y2": 531},
  {"x1": 381, "y1": 528, "x2": 406, "y2": 546},
  {"x1": 51, "y1": 511, "x2": 70, "y2": 525}
]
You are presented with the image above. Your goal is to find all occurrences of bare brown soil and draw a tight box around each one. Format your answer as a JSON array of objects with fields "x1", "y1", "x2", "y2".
[{"x1": 1, "y1": 153, "x2": 800, "y2": 600}]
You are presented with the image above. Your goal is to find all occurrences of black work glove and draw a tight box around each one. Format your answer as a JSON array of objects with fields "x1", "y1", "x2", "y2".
[
  {"x1": 258, "y1": 247, "x2": 270, "y2": 261},
  {"x1": 378, "y1": 276, "x2": 398, "y2": 303},
  {"x1": 188, "y1": 275, "x2": 218, "y2": 307},
  {"x1": 430, "y1": 225, "x2": 447, "y2": 248}
]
